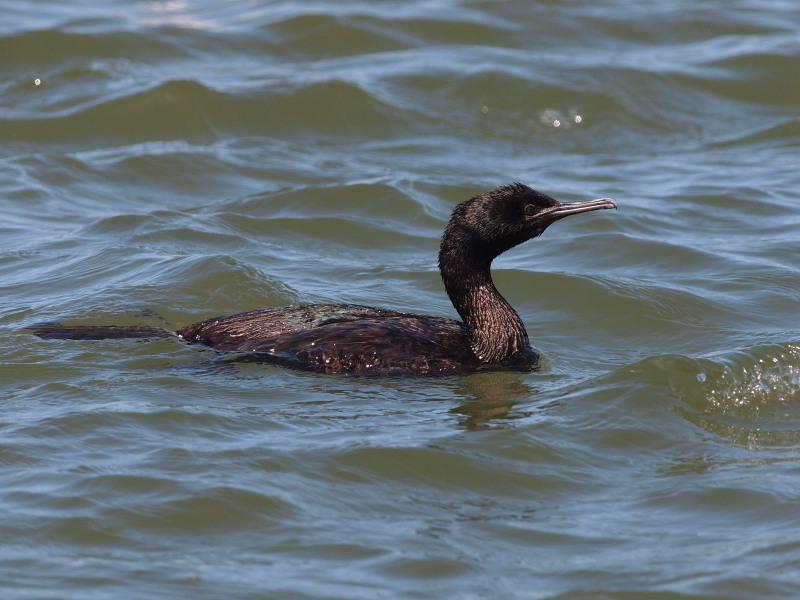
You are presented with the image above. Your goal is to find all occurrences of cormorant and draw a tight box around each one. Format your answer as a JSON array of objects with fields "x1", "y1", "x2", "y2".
[{"x1": 28, "y1": 183, "x2": 616, "y2": 375}]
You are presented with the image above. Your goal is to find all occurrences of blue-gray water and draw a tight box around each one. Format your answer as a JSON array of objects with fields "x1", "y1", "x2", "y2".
[{"x1": 2, "y1": 1, "x2": 800, "y2": 598}]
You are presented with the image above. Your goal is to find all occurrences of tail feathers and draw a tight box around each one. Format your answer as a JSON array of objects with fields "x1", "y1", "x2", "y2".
[{"x1": 27, "y1": 322, "x2": 174, "y2": 341}]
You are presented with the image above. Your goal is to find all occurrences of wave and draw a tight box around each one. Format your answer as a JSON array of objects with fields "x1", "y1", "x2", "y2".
[{"x1": 620, "y1": 344, "x2": 800, "y2": 448}]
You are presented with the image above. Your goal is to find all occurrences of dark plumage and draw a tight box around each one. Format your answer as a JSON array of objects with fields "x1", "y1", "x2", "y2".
[{"x1": 27, "y1": 184, "x2": 616, "y2": 375}]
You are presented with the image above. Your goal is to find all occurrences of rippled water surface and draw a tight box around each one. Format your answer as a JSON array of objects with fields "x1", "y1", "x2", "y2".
[{"x1": 2, "y1": 0, "x2": 800, "y2": 598}]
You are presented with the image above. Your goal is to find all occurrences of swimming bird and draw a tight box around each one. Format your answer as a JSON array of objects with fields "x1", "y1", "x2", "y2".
[{"x1": 28, "y1": 184, "x2": 616, "y2": 375}]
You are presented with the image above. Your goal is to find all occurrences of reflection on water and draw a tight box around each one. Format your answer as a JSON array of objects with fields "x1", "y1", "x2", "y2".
[{"x1": 449, "y1": 371, "x2": 542, "y2": 430}]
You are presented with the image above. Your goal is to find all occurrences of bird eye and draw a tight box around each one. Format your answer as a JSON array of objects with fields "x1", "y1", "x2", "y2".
[{"x1": 524, "y1": 204, "x2": 537, "y2": 217}]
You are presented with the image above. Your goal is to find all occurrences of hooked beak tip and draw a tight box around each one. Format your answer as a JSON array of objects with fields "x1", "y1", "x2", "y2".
[{"x1": 598, "y1": 198, "x2": 617, "y2": 210}]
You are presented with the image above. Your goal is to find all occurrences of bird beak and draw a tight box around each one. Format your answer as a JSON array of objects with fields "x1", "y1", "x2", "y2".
[{"x1": 537, "y1": 197, "x2": 617, "y2": 221}]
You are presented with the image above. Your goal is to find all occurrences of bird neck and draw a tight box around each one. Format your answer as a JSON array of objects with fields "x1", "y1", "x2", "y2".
[{"x1": 438, "y1": 235, "x2": 530, "y2": 364}]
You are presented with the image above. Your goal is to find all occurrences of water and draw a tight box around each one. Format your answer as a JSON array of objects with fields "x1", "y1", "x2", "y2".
[{"x1": 2, "y1": 0, "x2": 800, "y2": 597}]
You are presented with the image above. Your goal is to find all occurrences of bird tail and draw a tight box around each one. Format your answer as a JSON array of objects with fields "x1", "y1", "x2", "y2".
[{"x1": 26, "y1": 322, "x2": 175, "y2": 341}]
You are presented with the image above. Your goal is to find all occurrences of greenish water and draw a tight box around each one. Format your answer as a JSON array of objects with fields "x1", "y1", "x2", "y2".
[{"x1": 2, "y1": 1, "x2": 800, "y2": 598}]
